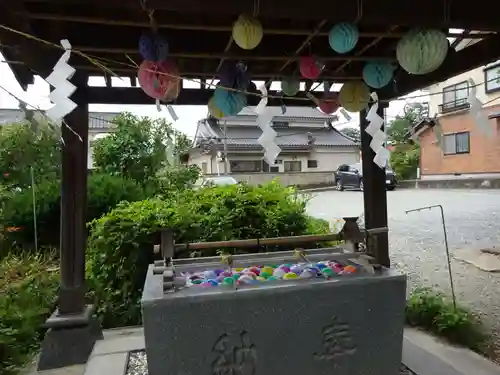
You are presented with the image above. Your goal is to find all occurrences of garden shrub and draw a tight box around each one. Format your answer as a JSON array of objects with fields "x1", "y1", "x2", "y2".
[
  {"x1": 2, "y1": 173, "x2": 145, "y2": 249},
  {"x1": 0, "y1": 252, "x2": 58, "y2": 375},
  {"x1": 87, "y1": 181, "x2": 323, "y2": 328},
  {"x1": 406, "y1": 287, "x2": 488, "y2": 352}
]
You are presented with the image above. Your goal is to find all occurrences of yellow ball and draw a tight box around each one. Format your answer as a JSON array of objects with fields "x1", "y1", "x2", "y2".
[
  {"x1": 339, "y1": 81, "x2": 371, "y2": 113},
  {"x1": 232, "y1": 14, "x2": 263, "y2": 50},
  {"x1": 208, "y1": 97, "x2": 225, "y2": 119}
]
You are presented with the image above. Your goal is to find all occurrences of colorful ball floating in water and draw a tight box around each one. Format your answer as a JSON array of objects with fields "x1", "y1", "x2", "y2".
[{"x1": 182, "y1": 261, "x2": 359, "y2": 288}]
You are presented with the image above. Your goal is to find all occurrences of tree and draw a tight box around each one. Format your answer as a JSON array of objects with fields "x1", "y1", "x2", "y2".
[
  {"x1": 92, "y1": 112, "x2": 190, "y2": 184},
  {"x1": 0, "y1": 121, "x2": 60, "y2": 188},
  {"x1": 387, "y1": 103, "x2": 428, "y2": 144},
  {"x1": 340, "y1": 127, "x2": 361, "y2": 142}
]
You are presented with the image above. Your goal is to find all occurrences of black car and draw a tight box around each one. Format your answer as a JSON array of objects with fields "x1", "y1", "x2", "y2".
[{"x1": 333, "y1": 163, "x2": 396, "y2": 191}]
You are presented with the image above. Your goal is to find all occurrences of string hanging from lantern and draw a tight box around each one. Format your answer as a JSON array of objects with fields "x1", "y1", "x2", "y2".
[
  {"x1": 365, "y1": 92, "x2": 390, "y2": 168},
  {"x1": 255, "y1": 84, "x2": 281, "y2": 165},
  {"x1": 467, "y1": 78, "x2": 492, "y2": 137}
]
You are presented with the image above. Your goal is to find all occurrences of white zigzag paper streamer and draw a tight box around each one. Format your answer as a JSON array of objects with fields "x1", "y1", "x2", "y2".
[
  {"x1": 468, "y1": 78, "x2": 492, "y2": 137},
  {"x1": 45, "y1": 39, "x2": 77, "y2": 125},
  {"x1": 256, "y1": 84, "x2": 281, "y2": 165},
  {"x1": 365, "y1": 92, "x2": 390, "y2": 168}
]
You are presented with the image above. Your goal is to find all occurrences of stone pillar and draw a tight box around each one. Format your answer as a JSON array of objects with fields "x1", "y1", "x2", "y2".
[{"x1": 360, "y1": 103, "x2": 390, "y2": 267}]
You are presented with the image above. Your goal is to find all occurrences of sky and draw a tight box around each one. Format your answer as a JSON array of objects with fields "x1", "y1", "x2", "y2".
[{"x1": 0, "y1": 52, "x2": 429, "y2": 138}]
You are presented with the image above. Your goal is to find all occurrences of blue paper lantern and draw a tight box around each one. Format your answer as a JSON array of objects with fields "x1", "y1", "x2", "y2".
[
  {"x1": 214, "y1": 87, "x2": 247, "y2": 116},
  {"x1": 328, "y1": 23, "x2": 359, "y2": 54},
  {"x1": 139, "y1": 32, "x2": 169, "y2": 61},
  {"x1": 218, "y1": 62, "x2": 250, "y2": 91},
  {"x1": 362, "y1": 61, "x2": 395, "y2": 89}
]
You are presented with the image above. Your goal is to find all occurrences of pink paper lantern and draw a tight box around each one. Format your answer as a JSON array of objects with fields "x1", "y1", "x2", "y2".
[
  {"x1": 299, "y1": 56, "x2": 323, "y2": 79},
  {"x1": 318, "y1": 92, "x2": 339, "y2": 114},
  {"x1": 138, "y1": 60, "x2": 180, "y2": 100}
]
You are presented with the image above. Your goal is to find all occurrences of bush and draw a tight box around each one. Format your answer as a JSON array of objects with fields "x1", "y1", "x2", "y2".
[
  {"x1": 2, "y1": 173, "x2": 146, "y2": 249},
  {"x1": 406, "y1": 288, "x2": 488, "y2": 352},
  {"x1": 87, "y1": 181, "x2": 321, "y2": 328},
  {"x1": 0, "y1": 252, "x2": 58, "y2": 375}
]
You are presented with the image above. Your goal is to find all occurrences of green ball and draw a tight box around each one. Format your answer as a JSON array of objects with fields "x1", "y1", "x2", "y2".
[
  {"x1": 192, "y1": 279, "x2": 203, "y2": 284},
  {"x1": 322, "y1": 268, "x2": 334, "y2": 276},
  {"x1": 223, "y1": 277, "x2": 235, "y2": 285},
  {"x1": 267, "y1": 276, "x2": 278, "y2": 281},
  {"x1": 233, "y1": 274, "x2": 241, "y2": 280},
  {"x1": 270, "y1": 264, "x2": 279, "y2": 268},
  {"x1": 260, "y1": 271, "x2": 271, "y2": 279}
]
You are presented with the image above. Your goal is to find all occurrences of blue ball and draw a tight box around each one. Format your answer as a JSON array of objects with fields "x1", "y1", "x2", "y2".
[
  {"x1": 139, "y1": 32, "x2": 169, "y2": 61},
  {"x1": 328, "y1": 22, "x2": 359, "y2": 54},
  {"x1": 214, "y1": 87, "x2": 246, "y2": 116},
  {"x1": 362, "y1": 61, "x2": 395, "y2": 89}
]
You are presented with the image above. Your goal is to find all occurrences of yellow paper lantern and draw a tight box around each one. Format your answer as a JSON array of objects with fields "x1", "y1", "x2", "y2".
[
  {"x1": 208, "y1": 97, "x2": 225, "y2": 119},
  {"x1": 339, "y1": 81, "x2": 370, "y2": 113},
  {"x1": 232, "y1": 14, "x2": 263, "y2": 50}
]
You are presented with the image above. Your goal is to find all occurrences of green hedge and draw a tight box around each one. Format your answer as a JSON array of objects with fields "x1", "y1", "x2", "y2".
[
  {"x1": 2, "y1": 173, "x2": 146, "y2": 250},
  {"x1": 86, "y1": 181, "x2": 326, "y2": 328},
  {"x1": 0, "y1": 253, "x2": 58, "y2": 375}
]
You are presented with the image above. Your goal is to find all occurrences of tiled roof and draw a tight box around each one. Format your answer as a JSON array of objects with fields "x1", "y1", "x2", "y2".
[
  {"x1": 196, "y1": 117, "x2": 358, "y2": 148},
  {"x1": 0, "y1": 109, "x2": 118, "y2": 129},
  {"x1": 224, "y1": 106, "x2": 339, "y2": 122}
]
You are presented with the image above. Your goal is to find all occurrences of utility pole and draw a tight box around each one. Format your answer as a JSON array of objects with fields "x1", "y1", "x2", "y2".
[{"x1": 223, "y1": 121, "x2": 229, "y2": 175}]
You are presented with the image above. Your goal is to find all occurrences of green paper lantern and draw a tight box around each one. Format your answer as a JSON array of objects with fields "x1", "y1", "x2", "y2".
[
  {"x1": 396, "y1": 29, "x2": 449, "y2": 75},
  {"x1": 281, "y1": 76, "x2": 300, "y2": 96}
]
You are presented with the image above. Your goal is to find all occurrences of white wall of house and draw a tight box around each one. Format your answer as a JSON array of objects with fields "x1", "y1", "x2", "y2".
[
  {"x1": 427, "y1": 59, "x2": 500, "y2": 116},
  {"x1": 190, "y1": 147, "x2": 359, "y2": 174}
]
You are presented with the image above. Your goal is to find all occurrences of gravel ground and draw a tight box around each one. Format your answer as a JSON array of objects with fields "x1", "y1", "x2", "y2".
[
  {"x1": 307, "y1": 188, "x2": 500, "y2": 344},
  {"x1": 126, "y1": 350, "x2": 415, "y2": 375}
]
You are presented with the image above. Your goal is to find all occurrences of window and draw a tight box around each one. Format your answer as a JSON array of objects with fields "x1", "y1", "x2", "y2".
[
  {"x1": 443, "y1": 132, "x2": 470, "y2": 155},
  {"x1": 338, "y1": 164, "x2": 349, "y2": 172},
  {"x1": 284, "y1": 160, "x2": 302, "y2": 172},
  {"x1": 349, "y1": 165, "x2": 360, "y2": 173},
  {"x1": 230, "y1": 160, "x2": 262, "y2": 172},
  {"x1": 201, "y1": 162, "x2": 207, "y2": 174},
  {"x1": 440, "y1": 81, "x2": 469, "y2": 113},
  {"x1": 307, "y1": 160, "x2": 318, "y2": 168},
  {"x1": 484, "y1": 64, "x2": 500, "y2": 93},
  {"x1": 270, "y1": 166, "x2": 280, "y2": 172}
]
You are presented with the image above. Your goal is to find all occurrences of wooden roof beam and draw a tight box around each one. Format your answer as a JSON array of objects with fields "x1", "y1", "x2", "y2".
[
  {"x1": 22, "y1": 0, "x2": 500, "y2": 30},
  {"x1": 15, "y1": 12, "x2": 495, "y2": 39}
]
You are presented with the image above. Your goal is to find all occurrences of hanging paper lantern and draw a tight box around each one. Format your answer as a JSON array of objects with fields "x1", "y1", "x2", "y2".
[
  {"x1": 138, "y1": 60, "x2": 179, "y2": 100},
  {"x1": 396, "y1": 29, "x2": 449, "y2": 75},
  {"x1": 362, "y1": 61, "x2": 395, "y2": 89},
  {"x1": 162, "y1": 80, "x2": 181, "y2": 102},
  {"x1": 214, "y1": 86, "x2": 247, "y2": 116},
  {"x1": 339, "y1": 81, "x2": 370, "y2": 113},
  {"x1": 218, "y1": 62, "x2": 251, "y2": 91},
  {"x1": 139, "y1": 32, "x2": 169, "y2": 62},
  {"x1": 208, "y1": 96, "x2": 225, "y2": 119},
  {"x1": 318, "y1": 92, "x2": 340, "y2": 114},
  {"x1": 299, "y1": 56, "x2": 323, "y2": 79},
  {"x1": 281, "y1": 76, "x2": 300, "y2": 96},
  {"x1": 328, "y1": 23, "x2": 359, "y2": 54},
  {"x1": 232, "y1": 14, "x2": 263, "y2": 50}
]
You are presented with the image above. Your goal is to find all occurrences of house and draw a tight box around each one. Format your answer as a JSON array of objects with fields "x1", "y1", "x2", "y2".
[
  {"x1": 189, "y1": 107, "x2": 360, "y2": 175},
  {"x1": 0, "y1": 108, "x2": 118, "y2": 168},
  {"x1": 415, "y1": 59, "x2": 500, "y2": 180}
]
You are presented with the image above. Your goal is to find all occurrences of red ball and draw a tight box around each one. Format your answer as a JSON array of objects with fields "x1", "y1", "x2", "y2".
[
  {"x1": 318, "y1": 92, "x2": 339, "y2": 114},
  {"x1": 299, "y1": 56, "x2": 323, "y2": 79},
  {"x1": 138, "y1": 59, "x2": 180, "y2": 100}
]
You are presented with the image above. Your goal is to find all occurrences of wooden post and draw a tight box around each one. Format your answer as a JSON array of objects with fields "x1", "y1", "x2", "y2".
[
  {"x1": 360, "y1": 104, "x2": 390, "y2": 267},
  {"x1": 57, "y1": 72, "x2": 89, "y2": 314},
  {"x1": 38, "y1": 73, "x2": 102, "y2": 371}
]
